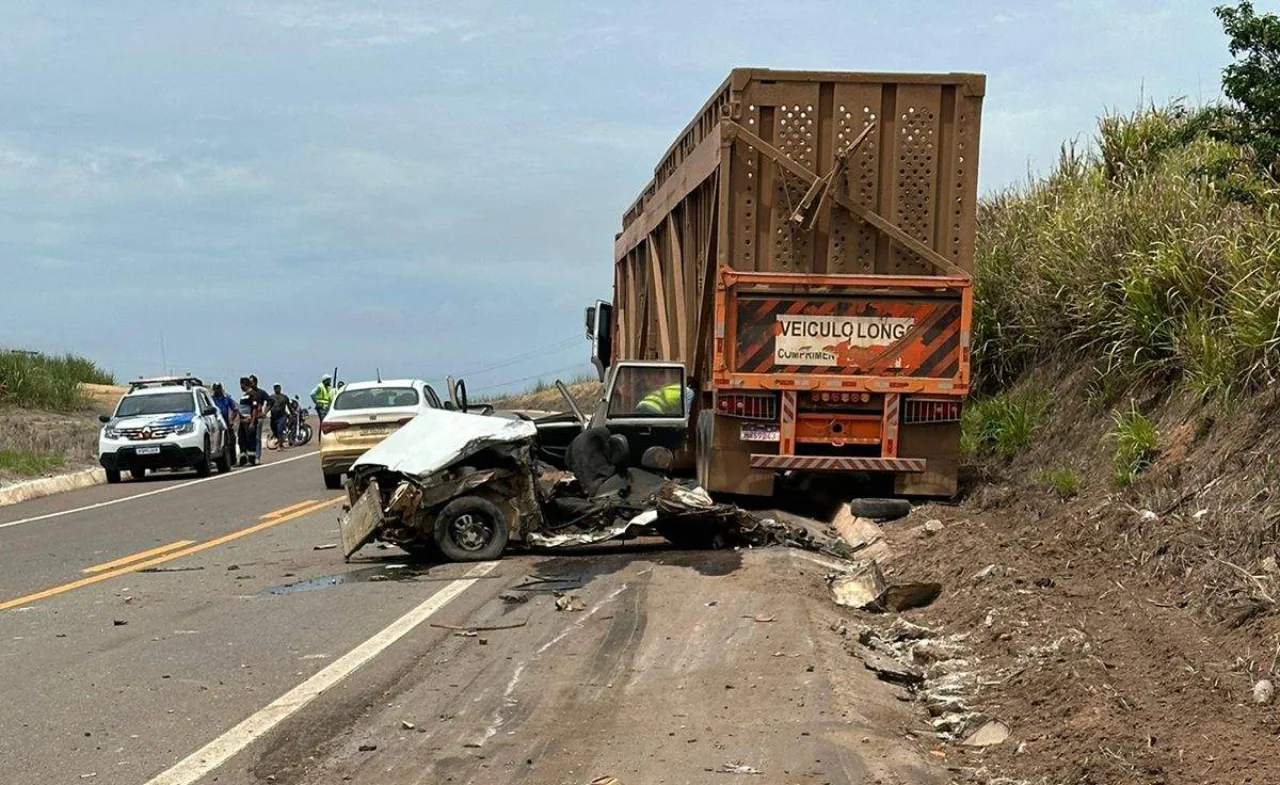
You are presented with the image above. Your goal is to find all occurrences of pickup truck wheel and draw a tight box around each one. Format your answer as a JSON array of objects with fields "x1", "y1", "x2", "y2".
[
  {"x1": 130, "y1": 468, "x2": 146, "y2": 480},
  {"x1": 194, "y1": 438, "x2": 212, "y2": 477},
  {"x1": 105, "y1": 469, "x2": 122, "y2": 484},
  {"x1": 323, "y1": 472, "x2": 343, "y2": 490},
  {"x1": 433, "y1": 496, "x2": 508, "y2": 562}
]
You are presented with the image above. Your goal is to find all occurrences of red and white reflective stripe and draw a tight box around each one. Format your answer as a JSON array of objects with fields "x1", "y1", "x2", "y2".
[
  {"x1": 749, "y1": 455, "x2": 926, "y2": 473},
  {"x1": 779, "y1": 390, "x2": 797, "y2": 455},
  {"x1": 882, "y1": 393, "x2": 900, "y2": 458}
]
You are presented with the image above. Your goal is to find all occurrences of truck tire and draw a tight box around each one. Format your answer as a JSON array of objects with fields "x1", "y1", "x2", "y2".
[
  {"x1": 194, "y1": 438, "x2": 212, "y2": 477},
  {"x1": 846, "y1": 497, "x2": 912, "y2": 522},
  {"x1": 323, "y1": 472, "x2": 343, "y2": 490},
  {"x1": 130, "y1": 468, "x2": 146, "y2": 480},
  {"x1": 433, "y1": 496, "x2": 508, "y2": 562},
  {"x1": 105, "y1": 468, "x2": 121, "y2": 484}
]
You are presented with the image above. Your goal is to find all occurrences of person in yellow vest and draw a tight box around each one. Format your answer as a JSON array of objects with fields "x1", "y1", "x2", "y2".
[
  {"x1": 636, "y1": 379, "x2": 694, "y2": 416},
  {"x1": 310, "y1": 375, "x2": 333, "y2": 421}
]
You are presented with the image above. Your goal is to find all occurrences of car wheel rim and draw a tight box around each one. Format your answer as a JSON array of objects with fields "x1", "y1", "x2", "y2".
[{"x1": 450, "y1": 513, "x2": 492, "y2": 551}]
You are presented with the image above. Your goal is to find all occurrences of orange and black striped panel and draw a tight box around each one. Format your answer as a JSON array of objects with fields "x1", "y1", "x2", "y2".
[{"x1": 733, "y1": 294, "x2": 962, "y2": 378}]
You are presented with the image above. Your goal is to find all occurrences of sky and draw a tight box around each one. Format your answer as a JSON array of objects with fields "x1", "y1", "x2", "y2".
[{"x1": 0, "y1": 0, "x2": 1240, "y2": 397}]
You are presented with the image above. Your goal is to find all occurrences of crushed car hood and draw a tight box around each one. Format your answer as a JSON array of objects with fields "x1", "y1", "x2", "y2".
[{"x1": 351, "y1": 407, "x2": 537, "y2": 478}]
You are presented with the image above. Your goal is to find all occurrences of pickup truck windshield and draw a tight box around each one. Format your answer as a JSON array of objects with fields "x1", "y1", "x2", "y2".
[{"x1": 116, "y1": 392, "x2": 196, "y2": 417}]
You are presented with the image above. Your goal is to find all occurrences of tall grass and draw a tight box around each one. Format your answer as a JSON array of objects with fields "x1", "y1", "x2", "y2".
[
  {"x1": 961, "y1": 391, "x2": 1046, "y2": 459},
  {"x1": 974, "y1": 101, "x2": 1280, "y2": 401},
  {"x1": 0, "y1": 350, "x2": 115, "y2": 411},
  {"x1": 1110, "y1": 404, "x2": 1160, "y2": 488}
]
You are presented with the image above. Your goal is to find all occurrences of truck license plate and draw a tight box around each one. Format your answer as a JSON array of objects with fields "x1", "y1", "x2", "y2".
[
  {"x1": 740, "y1": 423, "x2": 779, "y2": 442},
  {"x1": 136, "y1": 446, "x2": 161, "y2": 455}
]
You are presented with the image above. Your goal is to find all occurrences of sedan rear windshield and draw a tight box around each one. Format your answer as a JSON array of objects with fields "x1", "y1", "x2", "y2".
[
  {"x1": 116, "y1": 392, "x2": 195, "y2": 417},
  {"x1": 332, "y1": 386, "x2": 419, "y2": 411}
]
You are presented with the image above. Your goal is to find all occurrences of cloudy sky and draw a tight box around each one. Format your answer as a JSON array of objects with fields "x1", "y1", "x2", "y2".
[{"x1": 0, "y1": 1, "x2": 1236, "y2": 396}]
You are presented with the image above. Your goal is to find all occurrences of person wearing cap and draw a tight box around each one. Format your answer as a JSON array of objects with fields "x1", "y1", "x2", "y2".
[
  {"x1": 268, "y1": 383, "x2": 290, "y2": 449},
  {"x1": 210, "y1": 382, "x2": 240, "y2": 465},
  {"x1": 310, "y1": 375, "x2": 334, "y2": 422}
]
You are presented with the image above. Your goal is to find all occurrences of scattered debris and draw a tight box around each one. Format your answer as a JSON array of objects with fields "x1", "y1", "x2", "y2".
[
  {"x1": 112, "y1": 619, "x2": 127, "y2": 626},
  {"x1": 137, "y1": 566, "x2": 204, "y2": 573},
  {"x1": 828, "y1": 560, "x2": 887, "y2": 609},
  {"x1": 226, "y1": 564, "x2": 240, "y2": 571},
  {"x1": 312, "y1": 543, "x2": 338, "y2": 551},
  {"x1": 1138, "y1": 509, "x2": 1159, "y2": 522},
  {"x1": 499, "y1": 593, "x2": 529, "y2": 604},
  {"x1": 971, "y1": 564, "x2": 1004, "y2": 581},
  {"x1": 555, "y1": 593, "x2": 586, "y2": 612},
  {"x1": 860, "y1": 648, "x2": 924, "y2": 686},
  {"x1": 591, "y1": 777, "x2": 622, "y2": 785},
  {"x1": 960, "y1": 720, "x2": 1010, "y2": 747},
  {"x1": 923, "y1": 519, "x2": 944, "y2": 536},
  {"x1": 744, "y1": 614, "x2": 776, "y2": 623},
  {"x1": 430, "y1": 620, "x2": 527, "y2": 633},
  {"x1": 718, "y1": 762, "x2": 763, "y2": 775},
  {"x1": 401, "y1": 720, "x2": 415, "y2": 730},
  {"x1": 1254, "y1": 679, "x2": 1274, "y2": 704},
  {"x1": 357, "y1": 744, "x2": 377, "y2": 752}
]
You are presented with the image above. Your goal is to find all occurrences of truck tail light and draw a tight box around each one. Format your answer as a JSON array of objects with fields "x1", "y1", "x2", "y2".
[
  {"x1": 716, "y1": 393, "x2": 777, "y2": 421},
  {"x1": 320, "y1": 420, "x2": 351, "y2": 434},
  {"x1": 903, "y1": 398, "x2": 962, "y2": 424},
  {"x1": 810, "y1": 391, "x2": 871, "y2": 405}
]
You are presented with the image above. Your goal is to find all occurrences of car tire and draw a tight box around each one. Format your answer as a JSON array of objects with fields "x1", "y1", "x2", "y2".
[
  {"x1": 130, "y1": 468, "x2": 146, "y2": 481},
  {"x1": 105, "y1": 468, "x2": 121, "y2": 484},
  {"x1": 194, "y1": 438, "x2": 212, "y2": 477},
  {"x1": 214, "y1": 439, "x2": 232, "y2": 474},
  {"x1": 845, "y1": 497, "x2": 912, "y2": 522},
  {"x1": 433, "y1": 496, "x2": 508, "y2": 562},
  {"x1": 323, "y1": 472, "x2": 343, "y2": 490}
]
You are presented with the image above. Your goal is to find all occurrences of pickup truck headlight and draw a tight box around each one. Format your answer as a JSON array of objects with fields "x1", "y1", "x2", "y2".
[{"x1": 175, "y1": 421, "x2": 196, "y2": 435}]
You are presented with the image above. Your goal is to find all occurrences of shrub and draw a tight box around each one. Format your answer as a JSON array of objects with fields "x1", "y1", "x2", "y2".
[
  {"x1": 0, "y1": 350, "x2": 114, "y2": 411},
  {"x1": 0, "y1": 449, "x2": 65, "y2": 477},
  {"x1": 961, "y1": 392, "x2": 1046, "y2": 459},
  {"x1": 1036, "y1": 467, "x2": 1081, "y2": 500},
  {"x1": 1110, "y1": 404, "x2": 1160, "y2": 488}
]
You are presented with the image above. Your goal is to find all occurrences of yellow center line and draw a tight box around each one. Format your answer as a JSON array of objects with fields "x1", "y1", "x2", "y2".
[
  {"x1": 259, "y1": 499, "x2": 319, "y2": 521},
  {"x1": 82, "y1": 540, "x2": 196, "y2": 574},
  {"x1": 0, "y1": 496, "x2": 344, "y2": 612}
]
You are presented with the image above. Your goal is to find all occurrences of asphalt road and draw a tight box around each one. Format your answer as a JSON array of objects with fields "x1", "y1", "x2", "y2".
[{"x1": 0, "y1": 446, "x2": 945, "y2": 785}]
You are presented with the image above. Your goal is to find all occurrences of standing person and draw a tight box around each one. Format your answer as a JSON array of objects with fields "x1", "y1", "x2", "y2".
[
  {"x1": 210, "y1": 382, "x2": 240, "y2": 466},
  {"x1": 236, "y1": 377, "x2": 256, "y2": 466},
  {"x1": 246, "y1": 375, "x2": 270, "y2": 464},
  {"x1": 310, "y1": 375, "x2": 333, "y2": 421},
  {"x1": 268, "y1": 383, "x2": 290, "y2": 449}
]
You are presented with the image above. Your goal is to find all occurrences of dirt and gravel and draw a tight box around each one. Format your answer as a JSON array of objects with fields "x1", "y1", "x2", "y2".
[{"x1": 850, "y1": 364, "x2": 1280, "y2": 785}]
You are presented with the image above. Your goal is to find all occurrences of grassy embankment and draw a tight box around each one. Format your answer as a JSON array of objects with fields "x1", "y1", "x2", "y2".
[{"x1": 0, "y1": 351, "x2": 115, "y2": 479}]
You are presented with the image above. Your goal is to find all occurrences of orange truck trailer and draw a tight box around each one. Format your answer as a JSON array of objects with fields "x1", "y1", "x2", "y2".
[{"x1": 584, "y1": 69, "x2": 984, "y2": 497}]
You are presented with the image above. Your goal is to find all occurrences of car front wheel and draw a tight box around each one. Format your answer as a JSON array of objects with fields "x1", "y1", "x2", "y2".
[{"x1": 433, "y1": 496, "x2": 508, "y2": 562}]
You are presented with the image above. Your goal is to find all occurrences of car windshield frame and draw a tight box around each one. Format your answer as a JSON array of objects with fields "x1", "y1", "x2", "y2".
[
  {"x1": 331, "y1": 386, "x2": 420, "y2": 411},
  {"x1": 115, "y1": 391, "x2": 196, "y2": 418}
]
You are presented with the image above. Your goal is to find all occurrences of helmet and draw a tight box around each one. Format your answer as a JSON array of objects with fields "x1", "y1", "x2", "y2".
[{"x1": 322, "y1": 374, "x2": 332, "y2": 382}]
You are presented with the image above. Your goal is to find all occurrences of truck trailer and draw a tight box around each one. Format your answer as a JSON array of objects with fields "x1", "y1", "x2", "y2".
[{"x1": 585, "y1": 69, "x2": 984, "y2": 497}]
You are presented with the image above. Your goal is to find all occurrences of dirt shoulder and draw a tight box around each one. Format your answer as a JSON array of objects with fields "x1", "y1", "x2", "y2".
[{"x1": 0, "y1": 407, "x2": 102, "y2": 486}]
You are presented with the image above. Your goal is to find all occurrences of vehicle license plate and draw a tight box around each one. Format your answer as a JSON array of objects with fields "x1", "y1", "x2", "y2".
[
  {"x1": 740, "y1": 424, "x2": 780, "y2": 442},
  {"x1": 136, "y1": 446, "x2": 161, "y2": 455}
]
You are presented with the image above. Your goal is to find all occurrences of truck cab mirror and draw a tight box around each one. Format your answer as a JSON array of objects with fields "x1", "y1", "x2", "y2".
[{"x1": 584, "y1": 305, "x2": 596, "y2": 339}]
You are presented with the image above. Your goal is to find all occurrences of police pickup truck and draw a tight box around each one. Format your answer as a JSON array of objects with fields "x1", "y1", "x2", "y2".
[{"x1": 97, "y1": 375, "x2": 235, "y2": 483}]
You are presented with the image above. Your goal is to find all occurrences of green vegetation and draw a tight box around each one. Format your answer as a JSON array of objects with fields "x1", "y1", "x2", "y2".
[
  {"x1": 960, "y1": 391, "x2": 1045, "y2": 459},
  {"x1": 1036, "y1": 467, "x2": 1082, "y2": 500},
  {"x1": 1110, "y1": 405, "x2": 1160, "y2": 488},
  {"x1": 0, "y1": 350, "x2": 115, "y2": 411},
  {"x1": 974, "y1": 2, "x2": 1280, "y2": 402},
  {"x1": 0, "y1": 449, "x2": 65, "y2": 477}
]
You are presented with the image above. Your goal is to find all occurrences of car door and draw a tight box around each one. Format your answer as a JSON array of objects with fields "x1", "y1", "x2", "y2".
[
  {"x1": 593, "y1": 361, "x2": 689, "y2": 467},
  {"x1": 197, "y1": 390, "x2": 223, "y2": 451}
]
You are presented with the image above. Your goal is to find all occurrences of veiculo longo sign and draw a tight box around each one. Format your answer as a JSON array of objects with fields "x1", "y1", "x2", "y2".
[{"x1": 774, "y1": 314, "x2": 915, "y2": 366}]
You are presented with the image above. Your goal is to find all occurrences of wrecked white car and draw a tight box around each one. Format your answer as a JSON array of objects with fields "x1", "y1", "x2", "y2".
[{"x1": 338, "y1": 406, "x2": 814, "y2": 562}]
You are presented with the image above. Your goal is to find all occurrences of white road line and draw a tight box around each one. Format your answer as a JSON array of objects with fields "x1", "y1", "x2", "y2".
[
  {"x1": 145, "y1": 560, "x2": 499, "y2": 785},
  {"x1": 0, "y1": 451, "x2": 320, "y2": 532}
]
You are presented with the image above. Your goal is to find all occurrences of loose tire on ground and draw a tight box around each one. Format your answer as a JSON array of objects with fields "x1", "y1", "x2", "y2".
[
  {"x1": 433, "y1": 496, "x2": 508, "y2": 562},
  {"x1": 214, "y1": 439, "x2": 233, "y2": 474},
  {"x1": 105, "y1": 468, "x2": 121, "y2": 484},
  {"x1": 129, "y1": 468, "x2": 146, "y2": 480},
  {"x1": 323, "y1": 472, "x2": 343, "y2": 490},
  {"x1": 846, "y1": 497, "x2": 912, "y2": 521}
]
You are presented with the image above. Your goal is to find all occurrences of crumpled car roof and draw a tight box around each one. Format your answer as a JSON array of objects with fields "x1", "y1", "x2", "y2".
[{"x1": 351, "y1": 408, "x2": 537, "y2": 478}]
